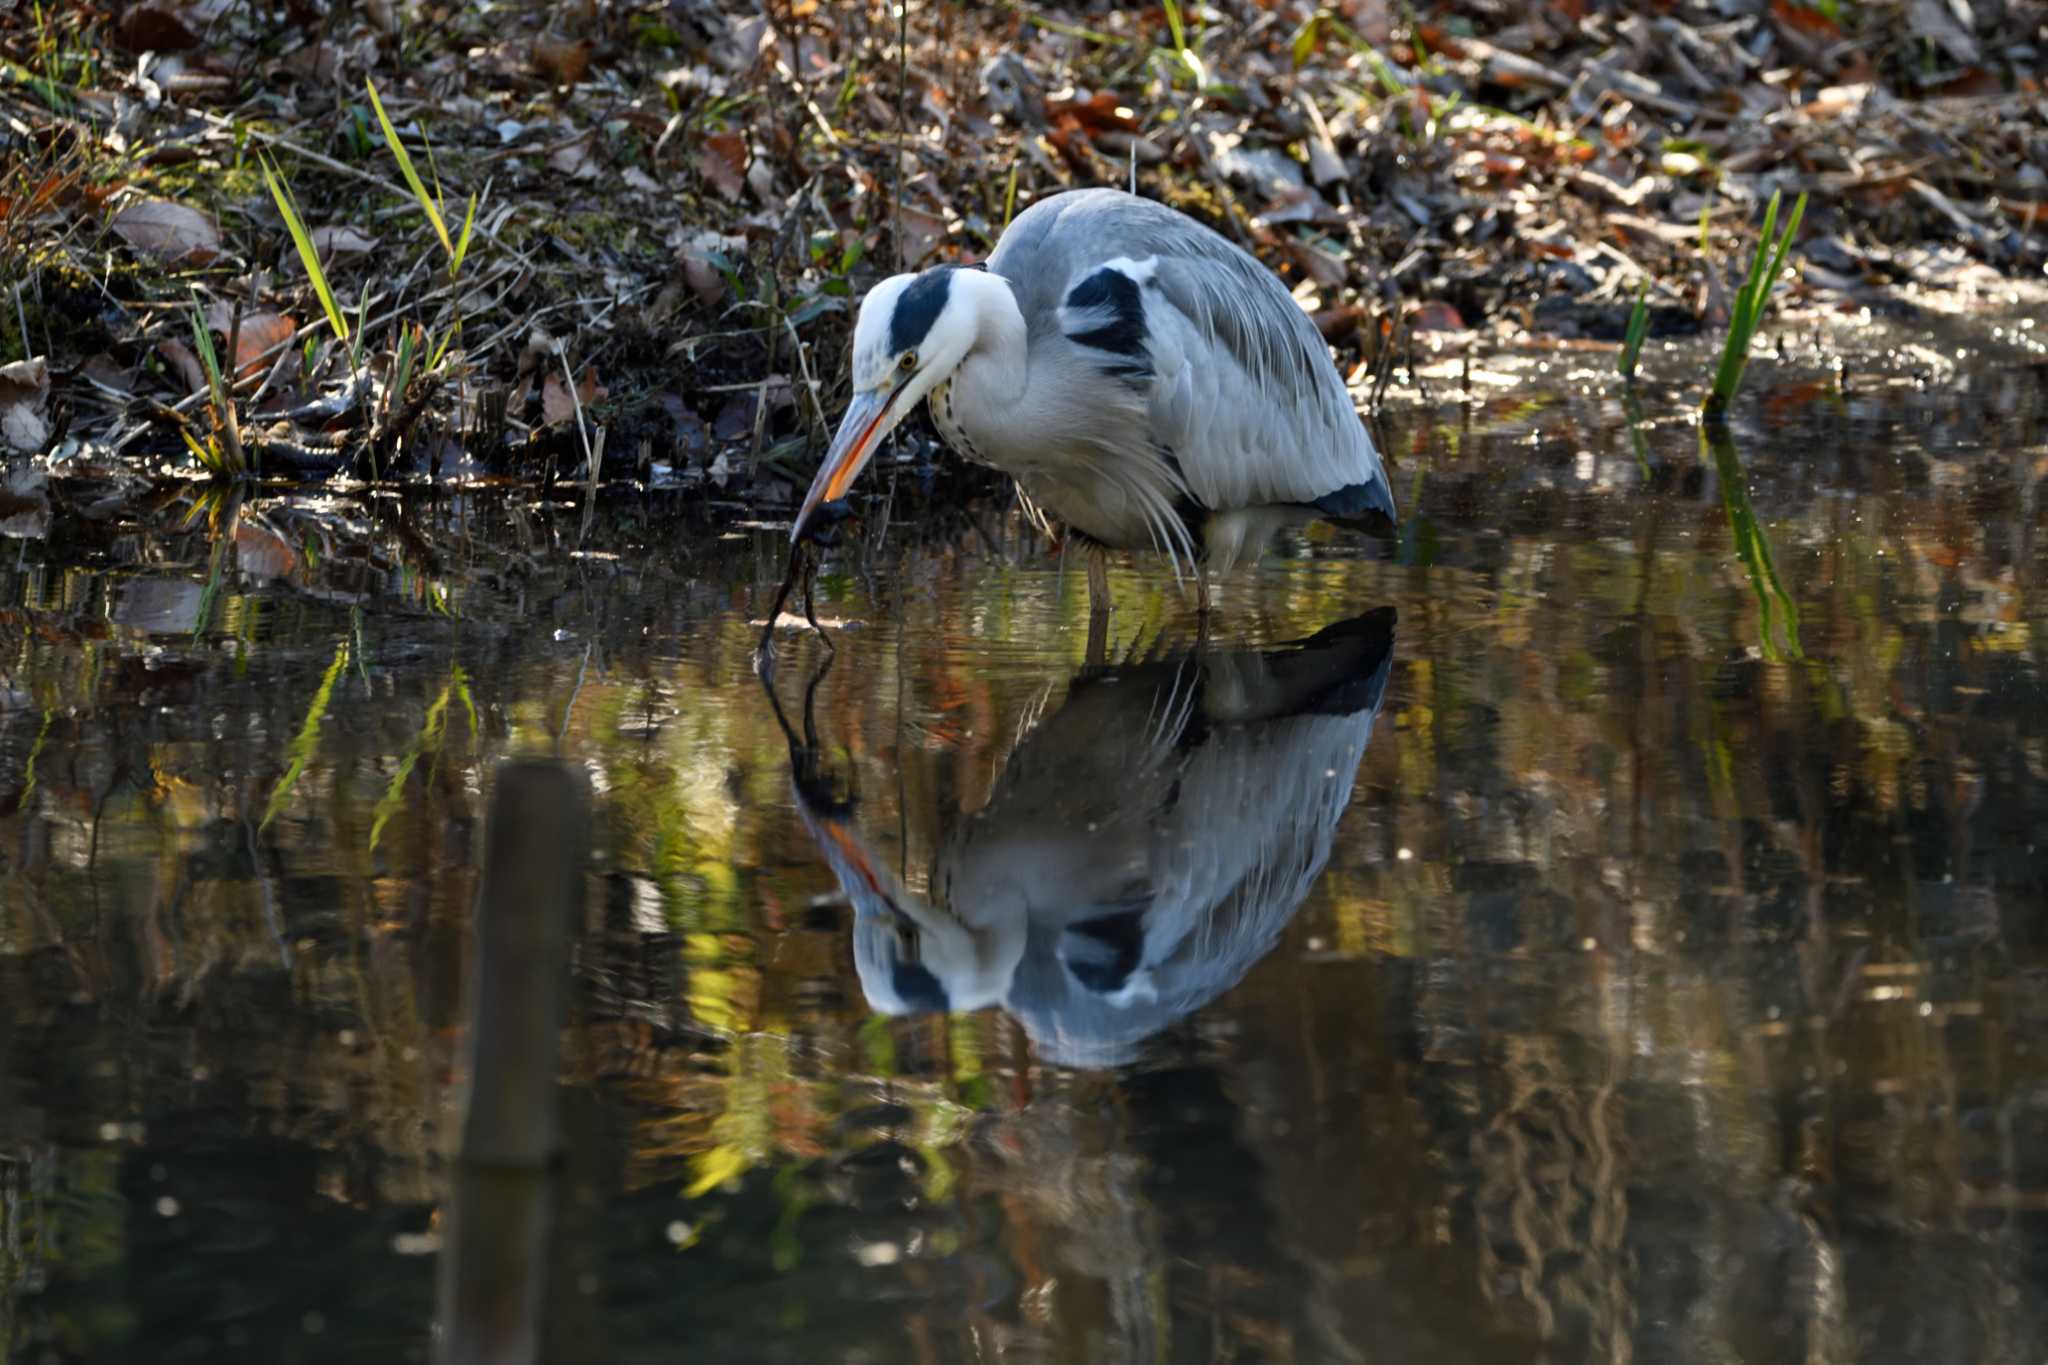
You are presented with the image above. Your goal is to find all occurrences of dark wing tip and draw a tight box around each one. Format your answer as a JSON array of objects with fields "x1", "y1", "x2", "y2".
[{"x1": 1309, "y1": 477, "x2": 1398, "y2": 536}]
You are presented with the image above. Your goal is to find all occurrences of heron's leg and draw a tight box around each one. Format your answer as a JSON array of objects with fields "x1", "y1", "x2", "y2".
[{"x1": 1086, "y1": 547, "x2": 1112, "y2": 616}]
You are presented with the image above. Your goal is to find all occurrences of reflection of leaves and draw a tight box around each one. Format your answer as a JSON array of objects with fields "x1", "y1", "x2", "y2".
[
  {"x1": 1703, "y1": 426, "x2": 1802, "y2": 661},
  {"x1": 685, "y1": 1142, "x2": 750, "y2": 1198},
  {"x1": 261, "y1": 640, "x2": 350, "y2": 831}
]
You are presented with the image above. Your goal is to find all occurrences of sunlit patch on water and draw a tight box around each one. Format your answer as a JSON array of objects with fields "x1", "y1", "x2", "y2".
[{"x1": 3, "y1": 322, "x2": 2047, "y2": 1361}]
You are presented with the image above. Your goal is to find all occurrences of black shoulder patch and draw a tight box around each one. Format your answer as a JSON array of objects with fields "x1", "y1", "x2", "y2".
[
  {"x1": 890, "y1": 957, "x2": 950, "y2": 1014},
  {"x1": 1310, "y1": 478, "x2": 1397, "y2": 536},
  {"x1": 888, "y1": 266, "x2": 959, "y2": 355},
  {"x1": 1063, "y1": 908, "x2": 1147, "y2": 995},
  {"x1": 1063, "y1": 265, "x2": 1148, "y2": 358}
]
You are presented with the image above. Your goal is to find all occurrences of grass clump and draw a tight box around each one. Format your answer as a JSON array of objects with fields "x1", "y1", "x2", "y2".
[{"x1": 1703, "y1": 189, "x2": 1806, "y2": 421}]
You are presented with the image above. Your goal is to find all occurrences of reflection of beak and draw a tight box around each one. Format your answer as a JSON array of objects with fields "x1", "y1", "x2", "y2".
[{"x1": 792, "y1": 377, "x2": 912, "y2": 542}]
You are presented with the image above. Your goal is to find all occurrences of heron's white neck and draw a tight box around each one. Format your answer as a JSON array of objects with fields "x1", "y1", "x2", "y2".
[{"x1": 949, "y1": 270, "x2": 1029, "y2": 412}]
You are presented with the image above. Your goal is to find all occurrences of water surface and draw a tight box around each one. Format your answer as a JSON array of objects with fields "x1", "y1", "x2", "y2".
[{"x1": 4, "y1": 326, "x2": 2047, "y2": 1362}]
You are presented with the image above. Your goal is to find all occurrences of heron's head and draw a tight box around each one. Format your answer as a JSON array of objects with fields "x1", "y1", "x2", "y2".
[
  {"x1": 793, "y1": 265, "x2": 987, "y2": 541},
  {"x1": 850, "y1": 899, "x2": 1022, "y2": 1018}
]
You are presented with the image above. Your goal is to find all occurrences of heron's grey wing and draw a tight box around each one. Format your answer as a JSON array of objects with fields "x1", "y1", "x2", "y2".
[
  {"x1": 994, "y1": 610, "x2": 1398, "y2": 1067},
  {"x1": 991, "y1": 189, "x2": 1394, "y2": 524}
]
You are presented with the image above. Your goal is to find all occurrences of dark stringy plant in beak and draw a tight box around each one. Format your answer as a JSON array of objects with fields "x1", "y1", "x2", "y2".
[{"x1": 753, "y1": 510, "x2": 847, "y2": 674}]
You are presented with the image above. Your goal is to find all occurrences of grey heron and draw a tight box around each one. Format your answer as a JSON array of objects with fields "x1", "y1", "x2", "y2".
[
  {"x1": 792, "y1": 188, "x2": 1397, "y2": 610},
  {"x1": 777, "y1": 608, "x2": 1397, "y2": 1068}
]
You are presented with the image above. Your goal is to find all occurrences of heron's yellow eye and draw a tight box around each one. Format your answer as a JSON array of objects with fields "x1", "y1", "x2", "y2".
[{"x1": 899, "y1": 352, "x2": 917, "y2": 372}]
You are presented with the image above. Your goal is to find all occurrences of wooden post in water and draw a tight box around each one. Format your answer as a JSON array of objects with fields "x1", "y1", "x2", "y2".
[{"x1": 436, "y1": 760, "x2": 588, "y2": 1365}]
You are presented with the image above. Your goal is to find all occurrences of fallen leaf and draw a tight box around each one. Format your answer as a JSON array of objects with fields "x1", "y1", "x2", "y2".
[
  {"x1": 681, "y1": 252, "x2": 725, "y2": 305},
  {"x1": 532, "y1": 34, "x2": 592, "y2": 85},
  {"x1": 111, "y1": 199, "x2": 221, "y2": 264},
  {"x1": 698, "y1": 132, "x2": 748, "y2": 202},
  {"x1": 1907, "y1": 0, "x2": 1980, "y2": 65},
  {"x1": 1281, "y1": 237, "x2": 1347, "y2": 289},
  {"x1": 1770, "y1": 0, "x2": 1843, "y2": 39},
  {"x1": 156, "y1": 338, "x2": 207, "y2": 395},
  {"x1": 309, "y1": 225, "x2": 378, "y2": 257},
  {"x1": 895, "y1": 205, "x2": 946, "y2": 265},
  {"x1": 1047, "y1": 90, "x2": 1139, "y2": 135},
  {"x1": 0, "y1": 467, "x2": 49, "y2": 540},
  {"x1": 541, "y1": 364, "x2": 606, "y2": 427},
  {"x1": 115, "y1": 2, "x2": 201, "y2": 51},
  {"x1": 712, "y1": 394, "x2": 756, "y2": 443},
  {"x1": 1410, "y1": 301, "x2": 1467, "y2": 332},
  {"x1": 0, "y1": 358, "x2": 51, "y2": 454},
  {"x1": 230, "y1": 313, "x2": 297, "y2": 380},
  {"x1": 548, "y1": 137, "x2": 599, "y2": 180},
  {"x1": 234, "y1": 515, "x2": 300, "y2": 581}
]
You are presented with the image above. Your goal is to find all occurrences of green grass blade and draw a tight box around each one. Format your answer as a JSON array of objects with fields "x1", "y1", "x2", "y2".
[
  {"x1": 261, "y1": 639, "x2": 350, "y2": 831},
  {"x1": 1704, "y1": 189, "x2": 1807, "y2": 418},
  {"x1": 260, "y1": 157, "x2": 349, "y2": 342},
  {"x1": 450, "y1": 191, "x2": 479, "y2": 276},
  {"x1": 187, "y1": 301, "x2": 226, "y2": 409},
  {"x1": 365, "y1": 77, "x2": 453, "y2": 256}
]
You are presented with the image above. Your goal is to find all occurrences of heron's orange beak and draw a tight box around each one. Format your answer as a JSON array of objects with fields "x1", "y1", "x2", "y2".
[{"x1": 792, "y1": 379, "x2": 911, "y2": 542}]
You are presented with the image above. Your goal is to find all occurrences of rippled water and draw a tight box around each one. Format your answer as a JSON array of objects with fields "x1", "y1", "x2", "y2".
[{"x1": 4, "y1": 323, "x2": 2047, "y2": 1363}]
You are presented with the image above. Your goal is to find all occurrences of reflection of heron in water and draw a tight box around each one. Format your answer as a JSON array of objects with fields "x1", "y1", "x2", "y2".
[{"x1": 771, "y1": 609, "x2": 1396, "y2": 1068}]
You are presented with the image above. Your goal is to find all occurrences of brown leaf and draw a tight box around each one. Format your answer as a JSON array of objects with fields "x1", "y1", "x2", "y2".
[
  {"x1": 115, "y1": 3, "x2": 201, "y2": 51},
  {"x1": 234, "y1": 516, "x2": 300, "y2": 582},
  {"x1": 199, "y1": 305, "x2": 296, "y2": 375},
  {"x1": 309, "y1": 225, "x2": 378, "y2": 257},
  {"x1": 1410, "y1": 301, "x2": 1467, "y2": 332},
  {"x1": 1047, "y1": 90, "x2": 1139, "y2": 135},
  {"x1": 111, "y1": 199, "x2": 222, "y2": 264},
  {"x1": 156, "y1": 338, "x2": 207, "y2": 395},
  {"x1": 231, "y1": 313, "x2": 297, "y2": 380},
  {"x1": 1770, "y1": 0, "x2": 1843, "y2": 38},
  {"x1": 895, "y1": 206, "x2": 946, "y2": 266},
  {"x1": 532, "y1": 34, "x2": 592, "y2": 86},
  {"x1": 0, "y1": 358, "x2": 51, "y2": 454},
  {"x1": 698, "y1": 132, "x2": 749, "y2": 202},
  {"x1": 541, "y1": 364, "x2": 606, "y2": 427},
  {"x1": 1281, "y1": 238, "x2": 1348, "y2": 289}
]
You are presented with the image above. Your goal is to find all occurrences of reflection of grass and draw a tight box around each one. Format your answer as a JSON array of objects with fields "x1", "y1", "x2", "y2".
[
  {"x1": 1617, "y1": 281, "x2": 1650, "y2": 381},
  {"x1": 368, "y1": 666, "x2": 474, "y2": 852},
  {"x1": 1702, "y1": 425, "x2": 1802, "y2": 661},
  {"x1": 260, "y1": 639, "x2": 350, "y2": 830},
  {"x1": 1622, "y1": 391, "x2": 1652, "y2": 480},
  {"x1": 17, "y1": 706, "x2": 52, "y2": 811}
]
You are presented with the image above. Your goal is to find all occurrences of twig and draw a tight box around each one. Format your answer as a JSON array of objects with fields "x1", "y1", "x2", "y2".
[
  {"x1": 782, "y1": 314, "x2": 831, "y2": 439},
  {"x1": 556, "y1": 343, "x2": 597, "y2": 478}
]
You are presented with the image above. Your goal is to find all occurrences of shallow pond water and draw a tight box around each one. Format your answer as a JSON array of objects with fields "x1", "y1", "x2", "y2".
[{"x1": 4, "y1": 326, "x2": 2048, "y2": 1363}]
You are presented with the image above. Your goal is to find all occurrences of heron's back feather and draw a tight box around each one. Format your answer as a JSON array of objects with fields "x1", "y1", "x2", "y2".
[{"x1": 986, "y1": 188, "x2": 1395, "y2": 549}]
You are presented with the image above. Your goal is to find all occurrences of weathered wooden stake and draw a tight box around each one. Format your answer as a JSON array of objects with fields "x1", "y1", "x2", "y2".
[{"x1": 436, "y1": 759, "x2": 588, "y2": 1365}]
